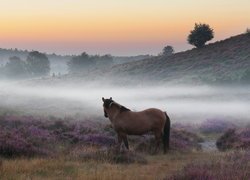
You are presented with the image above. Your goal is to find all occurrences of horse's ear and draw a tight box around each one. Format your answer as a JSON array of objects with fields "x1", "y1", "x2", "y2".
[
  {"x1": 110, "y1": 97, "x2": 112, "y2": 100},
  {"x1": 102, "y1": 97, "x2": 105, "y2": 102}
]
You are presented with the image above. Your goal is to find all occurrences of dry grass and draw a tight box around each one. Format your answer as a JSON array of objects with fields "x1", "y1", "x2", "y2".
[{"x1": 0, "y1": 151, "x2": 220, "y2": 180}]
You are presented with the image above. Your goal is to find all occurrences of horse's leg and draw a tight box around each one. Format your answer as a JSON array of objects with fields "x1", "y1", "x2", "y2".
[
  {"x1": 122, "y1": 135, "x2": 129, "y2": 150},
  {"x1": 154, "y1": 130, "x2": 162, "y2": 154},
  {"x1": 116, "y1": 133, "x2": 123, "y2": 151}
]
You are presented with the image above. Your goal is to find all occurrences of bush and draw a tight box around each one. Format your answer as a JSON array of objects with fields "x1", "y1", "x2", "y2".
[
  {"x1": 162, "y1": 46, "x2": 174, "y2": 57},
  {"x1": 216, "y1": 128, "x2": 250, "y2": 151},
  {"x1": 200, "y1": 119, "x2": 236, "y2": 134},
  {"x1": 188, "y1": 23, "x2": 214, "y2": 48},
  {"x1": 26, "y1": 51, "x2": 50, "y2": 77},
  {"x1": 0, "y1": 128, "x2": 49, "y2": 157}
]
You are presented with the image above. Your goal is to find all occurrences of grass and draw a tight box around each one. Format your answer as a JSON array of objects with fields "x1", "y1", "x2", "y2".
[{"x1": 0, "y1": 151, "x2": 217, "y2": 180}]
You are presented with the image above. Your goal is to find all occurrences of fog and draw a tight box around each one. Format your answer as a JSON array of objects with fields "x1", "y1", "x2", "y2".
[{"x1": 0, "y1": 80, "x2": 249, "y2": 124}]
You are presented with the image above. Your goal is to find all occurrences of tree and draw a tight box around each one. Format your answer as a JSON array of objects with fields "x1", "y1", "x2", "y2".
[
  {"x1": 188, "y1": 23, "x2": 214, "y2": 48},
  {"x1": 246, "y1": 28, "x2": 250, "y2": 34},
  {"x1": 95, "y1": 54, "x2": 114, "y2": 69},
  {"x1": 162, "y1": 46, "x2": 174, "y2": 56},
  {"x1": 4, "y1": 56, "x2": 28, "y2": 79},
  {"x1": 67, "y1": 52, "x2": 96, "y2": 73},
  {"x1": 26, "y1": 51, "x2": 50, "y2": 77}
]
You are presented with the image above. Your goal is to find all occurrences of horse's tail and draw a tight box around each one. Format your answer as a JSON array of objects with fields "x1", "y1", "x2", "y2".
[{"x1": 163, "y1": 112, "x2": 170, "y2": 153}]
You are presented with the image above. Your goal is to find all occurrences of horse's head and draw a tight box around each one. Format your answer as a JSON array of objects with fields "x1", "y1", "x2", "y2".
[{"x1": 102, "y1": 97, "x2": 114, "y2": 118}]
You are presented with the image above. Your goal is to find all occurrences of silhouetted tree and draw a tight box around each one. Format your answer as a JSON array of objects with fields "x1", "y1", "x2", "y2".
[
  {"x1": 4, "y1": 56, "x2": 28, "y2": 79},
  {"x1": 162, "y1": 46, "x2": 174, "y2": 56},
  {"x1": 67, "y1": 52, "x2": 96, "y2": 73},
  {"x1": 188, "y1": 23, "x2": 214, "y2": 48},
  {"x1": 26, "y1": 51, "x2": 50, "y2": 77}
]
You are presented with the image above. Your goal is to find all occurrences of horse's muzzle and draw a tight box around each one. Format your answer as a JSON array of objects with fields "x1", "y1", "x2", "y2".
[{"x1": 104, "y1": 110, "x2": 108, "y2": 118}]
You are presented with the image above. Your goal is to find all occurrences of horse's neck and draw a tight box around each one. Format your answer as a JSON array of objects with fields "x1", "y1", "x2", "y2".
[{"x1": 108, "y1": 106, "x2": 120, "y2": 122}]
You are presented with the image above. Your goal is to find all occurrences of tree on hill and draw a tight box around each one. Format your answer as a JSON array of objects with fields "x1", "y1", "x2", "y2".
[
  {"x1": 26, "y1": 51, "x2": 50, "y2": 77},
  {"x1": 3, "y1": 56, "x2": 28, "y2": 79},
  {"x1": 67, "y1": 52, "x2": 96, "y2": 73},
  {"x1": 94, "y1": 54, "x2": 114, "y2": 69},
  {"x1": 161, "y1": 46, "x2": 174, "y2": 57},
  {"x1": 188, "y1": 23, "x2": 214, "y2": 48}
]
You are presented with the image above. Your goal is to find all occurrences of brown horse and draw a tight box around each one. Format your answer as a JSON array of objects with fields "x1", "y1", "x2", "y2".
[{"x1": 102, "y1": 97, "x2": 170, "y2": 154}]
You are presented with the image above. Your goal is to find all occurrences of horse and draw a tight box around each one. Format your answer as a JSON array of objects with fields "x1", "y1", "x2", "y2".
[{"x1": 102, "y1": 97, "x2": 171, "y2": 154}]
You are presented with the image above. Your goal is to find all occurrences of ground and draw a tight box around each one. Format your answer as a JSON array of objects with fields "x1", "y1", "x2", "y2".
[{"x1": 0, "y1": 151, "x2": 224, "y2": 180}]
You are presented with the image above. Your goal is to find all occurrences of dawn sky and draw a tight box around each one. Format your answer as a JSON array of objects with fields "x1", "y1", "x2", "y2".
[{"x1": 0, "y1": 0, "x2": 249, "y2": 55}]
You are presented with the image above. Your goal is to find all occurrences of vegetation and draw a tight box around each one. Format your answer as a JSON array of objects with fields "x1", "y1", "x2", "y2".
[
  {"x1": 216, "y1": 128, "x2": 250, "y2": 151},
  {"x1": 246, "y1": 28, "x2": 250, "y2": 34},
  {"x1": 67, "y1": 52, "x2": 113, "y2": 73},
  {"x1": 101, "y1": 33, "x2": 250, "y2": 85},
  {"x1": 0, "y1": 114, "x2": 249, "y2": 179},
  {"x1": 26, "y1": 51, "x2": 50, "y2": 77},
  {"x1": 166, "y1": 151, "x2": 250, "y2": 180},
  {"x1": 188, "y1": 23, "x2": 214, "y2": 48},
  {"x1": 3, "y1": 56, "x2": 28, "y2": 79},
  {"x1": 161, "y1": 46, "x2": 174, "y2": 57},
  {"x1": 0, "y1": 51, "x2": 50, "y2": 79}
]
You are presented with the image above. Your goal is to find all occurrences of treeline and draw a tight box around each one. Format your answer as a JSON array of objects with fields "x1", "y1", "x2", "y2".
[
  {"x1": 67, "y1": 52, "x2": 113, "y2": 74},
  {"x1": 0, "y1": 51, "x2": 50, "y2": 79},
  {"x1": 0, "y1": 51, "x2": 114, "y2": 80}
]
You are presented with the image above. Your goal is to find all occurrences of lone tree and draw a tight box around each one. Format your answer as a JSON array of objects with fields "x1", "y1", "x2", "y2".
[
  {"x1": 188, "y1": 23, "x2": 214, "y2": 48},
  {"x1": 26, "y1": 51, "x2": 50, "y2": 77},
  {"x1": 162, "y1": 46, "x2": 174, "y2": 56}
]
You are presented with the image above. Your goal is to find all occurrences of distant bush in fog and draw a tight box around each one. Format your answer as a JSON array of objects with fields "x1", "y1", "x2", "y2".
[
  {"x1": 0, "y1": 51, "x2": 50, "y2": 79},
  {"x1": 216, "y1": 128, "x2": 250, "y2": 151},
  {"x1": 67, "y1": 52, "x2": 113, "y2": 73},
  {"x1": 200, "y1": 119, "x2": 236, "y2": 134},
  {"x1": 3, "y1": 56, "x2": 29, "y2": 79},
  {"x1": 26, "y1": 51, "x2": 50, "y2": 77},
  {"x1": 161, "y1": 45, "x2": 174, "y2": 57}
]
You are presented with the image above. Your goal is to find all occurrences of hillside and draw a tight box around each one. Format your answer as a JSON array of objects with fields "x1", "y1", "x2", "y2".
[
  {"x1": 18, "y1": 33, "x2": 250, "y2": 86},
  {"x1": 99, "y1": 33, "x2": 250, "y2": 85}
]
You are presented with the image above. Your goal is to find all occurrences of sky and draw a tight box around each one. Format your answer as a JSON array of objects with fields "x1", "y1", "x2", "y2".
[{"x1": 0, "y1": 0, "x2": 249, "y2": 56}]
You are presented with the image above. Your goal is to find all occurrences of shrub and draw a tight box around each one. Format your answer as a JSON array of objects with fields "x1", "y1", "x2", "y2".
[
  {"x1": 162, "y1": 46, "x2": 174, "y2": 57},
  {"x1": 0, "y1": 128, "x2": 49, "y2": 157},
  {"x1": 200, "y1": 119, "x2": 236, "y2": 134},
  {"x1": 216, "y1": 128, "x2": 250, "y2": 151},
  {"x1": 26, "y1": 51, "x2": 50, "y2": 77}
]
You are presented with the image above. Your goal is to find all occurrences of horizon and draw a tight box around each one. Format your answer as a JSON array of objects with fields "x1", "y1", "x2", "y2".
[{"x1": 0, "y1": 0, "x2": 249, "y2": 56}]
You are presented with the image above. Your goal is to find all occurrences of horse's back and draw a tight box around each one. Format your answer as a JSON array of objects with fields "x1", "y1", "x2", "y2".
[{"x1": 116, "y1": 108, "x2": 166, "y2": 134}]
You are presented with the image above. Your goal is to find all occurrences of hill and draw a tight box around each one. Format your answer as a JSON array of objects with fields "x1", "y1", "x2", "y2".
[{"x1": 98, "y1": 33, "x2": 250, "y2": 85}]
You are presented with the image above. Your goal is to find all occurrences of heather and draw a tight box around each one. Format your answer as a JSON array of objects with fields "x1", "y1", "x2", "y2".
[
  {"x1": 0, "y1": 114, "x2": 204, "y2": 158},
  {"x1": 199, "y1": 118, "x2": 236, "y2": 134},
  {"x1": 166, "y1": 151, "x2": 250, "y2": 180},
  {"x1": 0, "y1": 114, "x2": 249, "y2": 179},
  {"x1": 216, "y1": 128, "x2": 250, "y2": 151}
]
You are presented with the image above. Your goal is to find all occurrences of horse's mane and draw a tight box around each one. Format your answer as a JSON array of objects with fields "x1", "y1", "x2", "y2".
[
  {"x1": 110, "y1": 101, "x2": 131, "y2": 112},
  {"x1": 120, "y1": 105, "x2": 131, "y2": 112}
]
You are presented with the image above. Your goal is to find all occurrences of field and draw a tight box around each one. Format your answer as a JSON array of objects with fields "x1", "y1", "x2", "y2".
[{"x1": 0, "y1": 113, "x2": 249, "y2": 180}]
